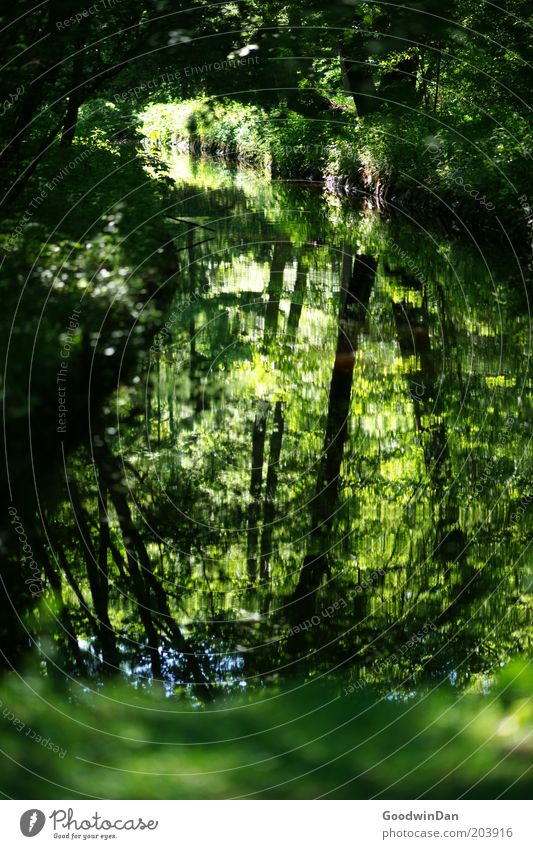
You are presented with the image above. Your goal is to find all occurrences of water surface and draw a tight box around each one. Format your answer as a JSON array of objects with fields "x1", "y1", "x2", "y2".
[{"x1": 3, "y1": 151, "x2": 532, "y2": 701}]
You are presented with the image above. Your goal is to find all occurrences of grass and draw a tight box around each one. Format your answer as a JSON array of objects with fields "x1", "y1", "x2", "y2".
[{"x1": 0, "y1": 659, "x2": 531, "y2": 799}]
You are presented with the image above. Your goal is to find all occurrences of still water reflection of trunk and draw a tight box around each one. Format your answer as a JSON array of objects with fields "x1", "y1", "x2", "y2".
[
  {"x1": 1, "y1": 153, "x2": 530, "y2": 700},
  {"x1": 95, "y1": 441, "x2": 214, "y2": 697},
  {"x1": 260, "y1": 400, "x2": 285, "y2": 579},
  {"x1": 292, "y1": 250, "x2": 377, "y2": 613},
  {"x1": 246, "y1": 400, "x2": 269, "y2": 580}
]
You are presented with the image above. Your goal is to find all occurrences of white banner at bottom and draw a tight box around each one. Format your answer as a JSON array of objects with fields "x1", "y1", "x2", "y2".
[{"x1": 2, "y1": 800, "x2": 530, "y2": 848}]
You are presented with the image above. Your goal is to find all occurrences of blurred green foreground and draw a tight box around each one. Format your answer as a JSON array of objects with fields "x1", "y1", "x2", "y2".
[{"x1": 0, "y1": 660, "x2": 531, "y2": 799}]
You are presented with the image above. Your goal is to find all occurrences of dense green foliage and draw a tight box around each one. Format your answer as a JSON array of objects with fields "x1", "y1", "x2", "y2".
[
  {"x1": 138, "y1": 93, "x2": 531, "y2": 228},
  {"x1": 3, "y1": 148, "x2": 530, "y2": 695},
  {"x1": 0, "y1": 0, "x2": 531, "y2": 801},
  {"x1": 1, "y1": 1, "x2": 531, "y2": 233},
  {"x1": 0, "y1": 661, "x2": 531, "y2": 798}
]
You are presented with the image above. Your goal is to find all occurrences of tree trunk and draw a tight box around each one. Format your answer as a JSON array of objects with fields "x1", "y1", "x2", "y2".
[
  {"x1": 61, "y1": 100, "x2": 81, "y2": 147},
  {"x1": 96, "y1": 442, "x2": 213, "y2": 697},
  {"x1": 247, "y1": 401, "x2": 269, "y2": 579},
  {"x1": 339, "y1": 50, "x2": 378, "y2": 115},
  {"x1": 292, "y1": 249, "x2": 376, "y2": 605},
  {"x1": 260, "y1": 401, "x2": 285, "y2": 578},
  {"x1": 69, "y1": 480, "x2": 120, "y2": 671},
  {"x1": 265, "y1": 242, "x2": 289, "y2": 339}
]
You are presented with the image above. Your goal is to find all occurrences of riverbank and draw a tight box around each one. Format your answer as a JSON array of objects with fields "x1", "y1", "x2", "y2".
[{"x1": 138, "y1": 98, "x2": 532, "y2": 247}]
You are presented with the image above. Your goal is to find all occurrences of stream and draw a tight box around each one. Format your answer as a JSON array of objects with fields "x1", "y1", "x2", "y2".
[{"x1": 2, "y1": 150, "x2": 531, "y2": 702}]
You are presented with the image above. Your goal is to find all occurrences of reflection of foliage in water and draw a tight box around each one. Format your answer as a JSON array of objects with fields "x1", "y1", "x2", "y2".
[{"x1": 1, "y1": 153, "x2": 531, "y2": 705}]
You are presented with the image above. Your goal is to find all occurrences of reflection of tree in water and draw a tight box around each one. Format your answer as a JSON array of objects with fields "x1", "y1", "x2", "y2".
[
  {"x1": 389, "y1": 266, "x2": 524, "y2": 686},
  {"x1": 289, "y1": 250, "x2": 377, "y2": 630},
  {"x1": 1, "y1": 162, "x2": 531, "y2": 700}
]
